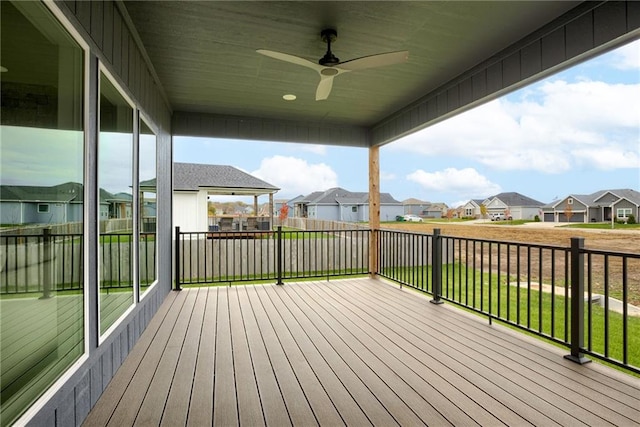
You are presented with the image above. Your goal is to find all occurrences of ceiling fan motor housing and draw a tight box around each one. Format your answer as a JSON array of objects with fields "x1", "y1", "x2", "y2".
[{"x1": 319, "y1": 28, "x2": 340, "y2": 66}]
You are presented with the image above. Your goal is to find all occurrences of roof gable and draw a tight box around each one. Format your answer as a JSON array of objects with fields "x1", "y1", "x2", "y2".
[{"x1": 174, "y1": 162, "x2": 279, "y2": 194}]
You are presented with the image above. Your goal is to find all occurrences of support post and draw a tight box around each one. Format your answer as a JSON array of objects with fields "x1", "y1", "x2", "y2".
[
  {"x1": 41, "y1": 228, "x2": 53, "y2": 299},
  {"x1": 174, "y1": 226, "x2": 182, "y2": 291},
  {"x1": 564, "y1": 237, "x2": 590, "y2": 364},
  {"x1": 276, "y1": 226, "x2": 284, "y2": 285},
  {"x1": 368, "y1": 146, "x2": 380, "y2": 277},
  {"x1": 430, "y1": 228, "x2": 443, "y2": 304}
]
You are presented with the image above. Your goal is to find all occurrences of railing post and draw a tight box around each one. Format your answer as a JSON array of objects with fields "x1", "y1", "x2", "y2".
[
  {"x1": 430, "y1": 228, "x2": 443, "y2": 304},
  {"x1": 174, "y1": 226, "x2": 182, "y2": 291},
  {"x1": 41, "y1": 227, "x2": 52, "y2": 299},
  {"x1": 276, "y1": 226, "x2": 284, "y2": 285},
  {"x1": 564, "y1": 237, "x2": 590, "y2": 364}
]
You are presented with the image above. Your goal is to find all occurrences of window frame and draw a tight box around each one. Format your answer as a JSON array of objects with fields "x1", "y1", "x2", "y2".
[{"x1": 97, "y1": 64, "x2": 137, "y2": 343}]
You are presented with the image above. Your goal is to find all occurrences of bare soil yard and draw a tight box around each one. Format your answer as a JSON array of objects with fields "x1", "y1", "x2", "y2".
[{"x1": 382, "y1": 221, "x2": 640, "y2": 305}]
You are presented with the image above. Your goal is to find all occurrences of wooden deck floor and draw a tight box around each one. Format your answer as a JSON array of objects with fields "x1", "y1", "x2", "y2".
[{"x1": 84, "y1": 278, "x2": 640, "y2": 426}]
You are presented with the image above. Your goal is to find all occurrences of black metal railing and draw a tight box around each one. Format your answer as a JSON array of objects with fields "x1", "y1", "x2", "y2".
[
  {"x1": 378, "y1": 228, "x2": 640, "y2": 375},
  {"x1": 174, "y1": 226, "x2": 370, "y2": 289},
  {"x1": 1, "y1": 230, "x2": 157, "y2": 296},
  {"x1": 1, "y1": 230, "x2": 83, "y2": 296}
]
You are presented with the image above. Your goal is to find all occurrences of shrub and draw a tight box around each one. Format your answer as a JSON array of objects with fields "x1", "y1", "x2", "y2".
[
  {"x1": 628, "y1": 214, "x2": 636, "y2": 225},
  {"x1": 534, "y1": 215, "x2": 540, "y2": 222}
]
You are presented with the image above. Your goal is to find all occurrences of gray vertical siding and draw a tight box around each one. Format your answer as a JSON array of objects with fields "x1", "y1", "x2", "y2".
[
  {"x1": 371, "y1": 1, "x2": 640, "y2": 146},
  {"x1": 27, "y1": 2, "x2": 172, "y2": 426}
]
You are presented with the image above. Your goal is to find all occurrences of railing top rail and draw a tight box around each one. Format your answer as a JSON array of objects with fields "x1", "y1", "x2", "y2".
[
  {"x1": 439, "y1": 234, "x2": 570, "y2": 252},
  {"x1": 582, "y1": 247, "x2": 640, "y2": 258}
]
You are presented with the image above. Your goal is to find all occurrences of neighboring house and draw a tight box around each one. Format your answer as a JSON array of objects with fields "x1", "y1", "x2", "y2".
[
  {"x1": 295, "y1": 187, "x2": 404, "y2": 222},
  {"x1": 173, "y1": 162, "x2": 279, "y2": 232},
  {"x1": 274, "y1": 196, "x2": 303, "y2": 218},
  {"x1": 402, "y1": 199, "x2": 448, "y2": 218},
  {"x1": 542, "y1": 189, "x2": 640, "y2": 223},
  {"x1": 423, "y1": 202, "x2": 448, "y2": 218},
  {"x1": 403, "y1": 198, "x2": 429, "y2": 215},
  {"x1": 1, "y1": 182, "x2": 82, "y2": 225},
  {"x1": 461, "y1": 199, "x2": 485, "y2": 218},
  {"x1": 482, "y1": 192, "x2": 544, "y2": 220}
]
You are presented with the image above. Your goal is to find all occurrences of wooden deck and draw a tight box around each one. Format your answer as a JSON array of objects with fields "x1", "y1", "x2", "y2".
[{"x1": 84, "y1": 278, "x2": 640, "y2": 426}]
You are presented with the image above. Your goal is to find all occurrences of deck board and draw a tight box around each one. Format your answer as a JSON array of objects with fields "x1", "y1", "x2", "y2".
[{"x1": 84, "y1": 279, "x2": 640, "y2": 427}]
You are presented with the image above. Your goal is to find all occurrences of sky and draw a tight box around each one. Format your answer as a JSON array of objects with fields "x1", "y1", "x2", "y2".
[{"x1": 174, "y1": 39, "x2": 639, "y2": 208}]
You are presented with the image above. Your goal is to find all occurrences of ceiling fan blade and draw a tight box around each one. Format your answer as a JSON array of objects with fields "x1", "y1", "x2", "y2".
[
  {"x1": 256, "y1": 49, "x2": 322, "y2": 71},
  {"x1": 316, "y1": 75, "x2": 334, "y2": 101},
  {"x1": 338, "y1": 50, "x2": 409, "y2": 71}
]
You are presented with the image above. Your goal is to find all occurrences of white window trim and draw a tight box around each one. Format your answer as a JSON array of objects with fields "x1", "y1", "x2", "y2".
[{"x1": 15, "y1": 1, "x2": 91, "y2": 425}]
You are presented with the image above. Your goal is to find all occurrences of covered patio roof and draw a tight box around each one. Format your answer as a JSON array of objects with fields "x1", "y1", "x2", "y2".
[{"x1": 120, "y1": 1, "x2": 639, "y2": 147}]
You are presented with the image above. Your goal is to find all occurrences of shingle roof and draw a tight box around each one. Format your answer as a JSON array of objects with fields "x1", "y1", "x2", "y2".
[
  {"x1": 0, "y1": 182, "x2": 83, "y2": 203},
  {"x1": 174, "y1": 163, "x2": 279, "y2": 193},
  {"x1": 490, "y1": 192, "x2": 544, "y2": 207},
  {"x1": 298, "y1": 187, "x2": 401, "y2": 205}
]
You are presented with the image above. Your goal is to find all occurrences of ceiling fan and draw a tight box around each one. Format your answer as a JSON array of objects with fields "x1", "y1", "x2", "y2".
[{"x1": 257, "y1": 29, "x2": 408, "y2": 101}]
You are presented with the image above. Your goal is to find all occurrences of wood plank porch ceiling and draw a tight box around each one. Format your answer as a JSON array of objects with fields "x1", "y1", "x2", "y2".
[{"x1": 84, "y1": 279, "x2": 640, "y2": 426}]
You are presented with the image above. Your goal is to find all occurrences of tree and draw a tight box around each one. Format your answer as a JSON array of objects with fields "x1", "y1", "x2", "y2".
[
  {"x1": 564, "y1": 200, "x2": 573, "y2": 222},
  {"x1": 279, "y1": 204, "x2": 289, "y2": 221},
  {"x1": 480, "y1": 204, "x2": 487, "y2": 218},
  {"x1": 207, "y1": 202, "x2": 216, "y2": 217},
  {"x1": 446, "y1": 209, "x2": 456, "y2": 220}
]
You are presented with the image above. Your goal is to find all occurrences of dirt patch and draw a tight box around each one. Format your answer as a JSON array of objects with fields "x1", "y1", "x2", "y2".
[{"x1": 381, "y1": 221, "x2": 640, "y2": 305}]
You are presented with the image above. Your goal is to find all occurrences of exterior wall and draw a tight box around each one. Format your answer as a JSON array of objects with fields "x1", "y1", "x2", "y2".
[
  {"x1": 315, "y1": 205, "x2": 340, "y2": 221},
  {"x1": 461, "y1": 202, "x2": 480, "y2": 218},
  {"x1": 173, "y1": 191, "x2": 206, "y2": 232},
  {"x1": 23, "y1": 2, "x2": 173, "y2": 426},
  {"x1": 381, "y1": 205, "x2": 405, "y2": 222},
  {"x1": 0, "y1": 202, "x2": 22, "y2": 224},
  {"x1": 614, "y1": 199, "x2": 638, "y2": 220},
  {"x1": 521, "y1": 207, "x2": 541, "y2": 220}
]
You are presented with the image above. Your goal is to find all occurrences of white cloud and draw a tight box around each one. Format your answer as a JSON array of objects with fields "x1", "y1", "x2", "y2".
[
  {"x1": 611, "y1": 39, "x2": 640, "y2": 70},
  {"x1": 252, "y1": 155, "x2": 338, "y2": 196},
  {"x1": 406, "y1": 167, "x2": 501, "y2": 200},
  {"x1": 390, "y1": 79, "x2": 640, "y2": 173},
  {"x1": 296, "y1": 144, "x2": 327, "y2": 155},
  {"x1": 380, "y1": 171, "x2": 396, "y2": 180}
]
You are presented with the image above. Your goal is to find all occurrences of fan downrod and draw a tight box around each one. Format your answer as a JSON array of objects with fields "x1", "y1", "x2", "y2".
[{"x1": 319, "y1": 28, "x2": 340, "y2": 66}]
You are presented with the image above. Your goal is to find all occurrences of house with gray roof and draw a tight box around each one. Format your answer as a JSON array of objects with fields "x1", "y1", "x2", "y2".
[
  {"x1": 173, "y1": 162, "x2": 279, "y2": 231},
  {"x1": 0, "y1": 182, "x2": 84, "y2": 225},
  {"x1": 294, "y1": 187, "x2": 403, "y2": 222},
  {"x1": 460, "y1": 192, "x2": 543, "y2": 220},
  {"x1": 476, "y1": 192, "x2": 544, "y2": 220},
  {"x1": 542, "y1": 189, "x2": 640, "y2": 223},
  {"x1": 0, "y1": 182, "x2": 134, "y2": 226},
  {"x1": 461, "y1": 199, "x2": 485, "y2": 218}
]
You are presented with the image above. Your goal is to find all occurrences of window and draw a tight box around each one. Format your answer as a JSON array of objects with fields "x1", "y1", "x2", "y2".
[
  {"x1": 0, "y1": 1, "x2": 85, "y2": 423},
  {"x1": 617, "y1": 208, "x2": 632, "y2": 219},
  {"x1": 99, "y1": 69, "x2": 134, "y2": 336},
  {"x1": 352, "y1": 206, "x2": 358, "y2": 212},
  {"x1": 567, "y1": 198, "x2": 573, "y2": 205}
]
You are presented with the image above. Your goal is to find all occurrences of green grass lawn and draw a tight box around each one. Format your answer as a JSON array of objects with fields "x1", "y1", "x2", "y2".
[{"x1": 382, "y1": 263, "x2": 640, "y2": 373}]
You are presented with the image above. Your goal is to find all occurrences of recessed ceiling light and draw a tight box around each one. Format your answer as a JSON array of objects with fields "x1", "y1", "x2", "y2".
[{"x1": 283, "y1": 94, "x2": 296, "y2": 101}]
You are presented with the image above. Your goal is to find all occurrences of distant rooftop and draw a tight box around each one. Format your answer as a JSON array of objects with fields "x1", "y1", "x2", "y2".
[{"x1": 174, "y1": 163, "x2": 279, "y2": 195}]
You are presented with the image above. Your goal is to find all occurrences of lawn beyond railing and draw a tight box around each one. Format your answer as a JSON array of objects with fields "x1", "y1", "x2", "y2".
[
  {"x1": 174, "y1": 226, "x2": 370, "y2": 287},
  {"x1": 378, "y1": 229, "x2": 640, "y2": 375}
]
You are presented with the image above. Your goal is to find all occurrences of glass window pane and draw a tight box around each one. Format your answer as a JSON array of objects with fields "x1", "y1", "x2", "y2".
[
  {"x1": 0, "y1": 1, "x2": 84, "y2": 424},
  {"x1": 139, "y1": 119, "x2": 157, "y2": 294},
  {"x1": 99, "y1": 73, "x2": 134, "y2": 335}
]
